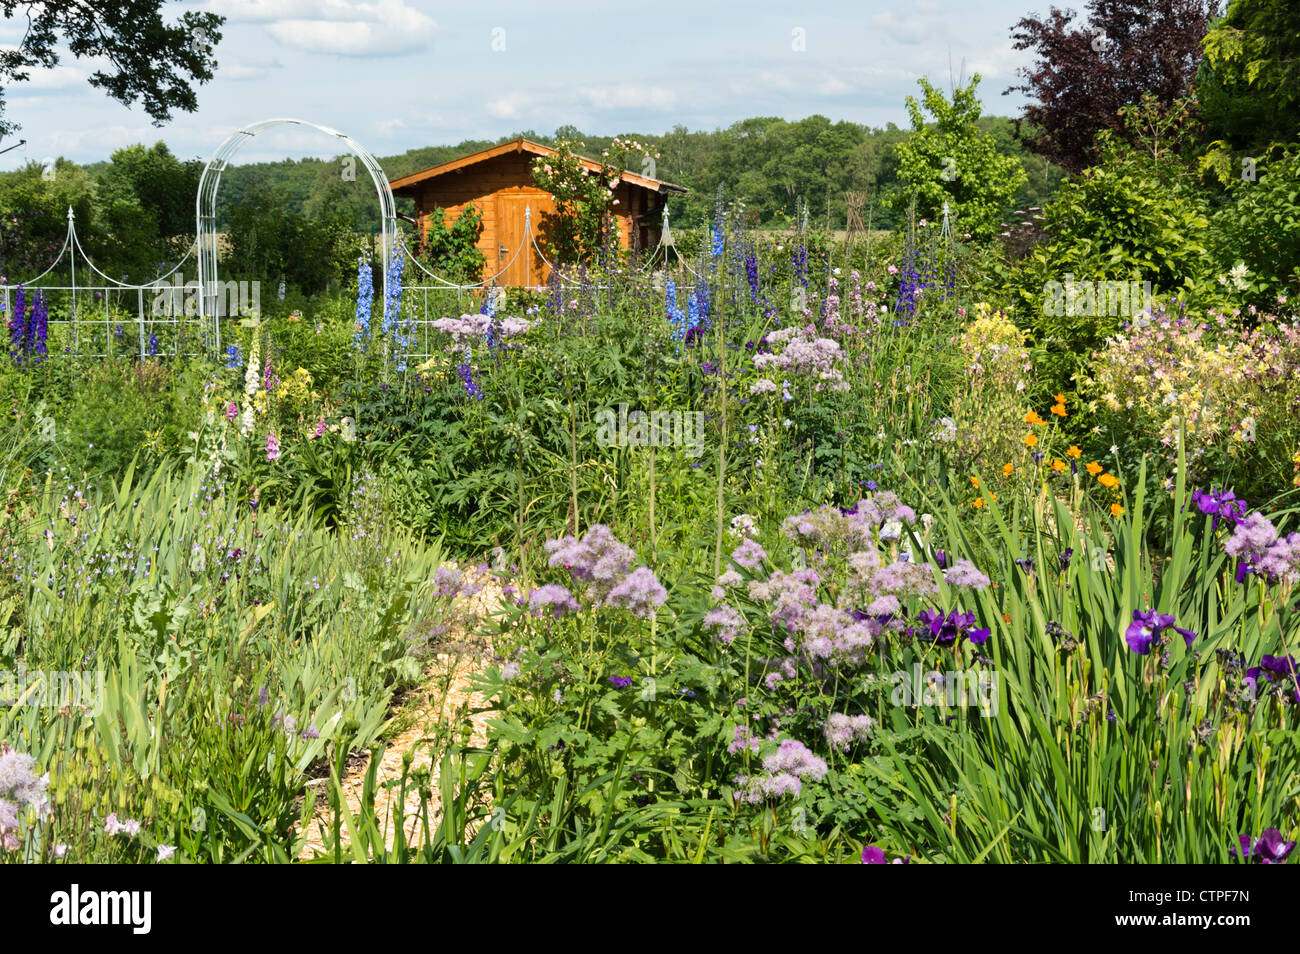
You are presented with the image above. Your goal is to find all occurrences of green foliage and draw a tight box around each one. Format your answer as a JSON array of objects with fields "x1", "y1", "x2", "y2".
[
  {"x1": 530, "y1": 139, "x2": 642, "y2": 265},
  {"x1": 890, "y1": 76, "x2": 1028, "y2": 241},
  {"x1": 1210, "y1": 145, "x2": 1300, "y2": 306},
  {"x1": 417, "y1": 204, "x2": 485, "y2": 284},
  {"x1": 1003, "y1": 100, "x2": 1216, "y2": 397},
  {"x1": 0, "y1": 455, "x2": 450, "y2": 863},
  {"x1": 224, "y1": 185, "x2": 356, "y2": 296},
  {"x1": 1200, "y1": 0, "x2": 1300, "y2": 153}
]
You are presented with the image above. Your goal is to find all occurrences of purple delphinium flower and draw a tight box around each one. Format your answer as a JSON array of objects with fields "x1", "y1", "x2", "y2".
[
  {"x1": 354, "y1": 255, "x2": 374, "y2": 351},
  {"x1": 457, "y1": 361, "x2": 483, "y2": 400},
  {"x1": 28, "y1": 290, "x2": 47, "y2": 362},
  {"x1": 1124, "y1": 609, "x2": 1196, "y2": 655},
  {"x1": 915, "y1": 608, "x2": 990, "y2": 646},
  {"x1": 1233, "y1": 828, "x2": 1295, "y2": 864},
  {"x1": 7, "y1": 284, "x2": 26, "y2": 363}
]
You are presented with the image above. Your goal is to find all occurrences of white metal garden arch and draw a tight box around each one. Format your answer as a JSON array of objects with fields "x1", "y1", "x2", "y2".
[{"x1": 196, "y1": 118, "x2": 397, "y2": 349}]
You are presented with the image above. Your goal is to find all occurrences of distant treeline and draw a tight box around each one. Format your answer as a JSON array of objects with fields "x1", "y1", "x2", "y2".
[
  {"x1": 0, "y1": 114, "x2": 1064, "y2": 294},
  {"x1": 202, "y1": 114, "x2": 1066, "y2": 233}
]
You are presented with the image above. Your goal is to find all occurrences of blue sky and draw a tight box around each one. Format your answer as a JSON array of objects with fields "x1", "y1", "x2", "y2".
[{"x1": 0, "y1": 0, "x2": 1045, "y2": 169}]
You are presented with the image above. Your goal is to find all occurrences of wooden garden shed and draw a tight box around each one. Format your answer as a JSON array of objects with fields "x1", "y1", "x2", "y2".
[{"x1": 389, "y1": 137, "x2": 687, "y2": 286}]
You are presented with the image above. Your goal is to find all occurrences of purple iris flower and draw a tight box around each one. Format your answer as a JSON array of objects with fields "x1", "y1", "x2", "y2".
[
  {"x1": 1233, "y1": 828, "x2": 1295, "y2": 864},
  {"x1": 934, "y1": 549, "x2": 948, "y2": 570},
  {"x1": 607, "y1": 676, "x2": 633, "y2": 689},
  {"x1": 916, "y1": 609, "x2": 989, "y2": 646},
  {"x1": 1192, "y1": 488, "x2": 1248, "y2": 530},
  {"x1": 861, "y1": 844, "x2": 910, "y2": 864},
  {"x1": 1059, "y1": 548, "x2": 1074, "y2": 571},
  {"x1": 1124, "y1": 609, "x2": 1196, "y2": 655},
  {"x1": 1244, "y1": 654, "x2": 1300, "y2": 702}
]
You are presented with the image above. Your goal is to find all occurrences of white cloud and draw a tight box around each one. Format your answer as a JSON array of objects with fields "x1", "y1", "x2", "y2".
[
  {"x1": 0, "y1": 47, "x2": 105, "y2": 91},
  {"x1": 221, "y1": 61, "x2": 283, "y2": 81},
  {"x1": 870, "y1": 10, "x2": 933, "y2": 46},
  {"x1": 44, "y1": 123, "x2": 158, "y2": 154},
  {"x1": 964, "y1": 42, "x2": 1028, "y2": 82},
  {"x1": 208, "y1": 0, "x2": 437, "y2": 56},
  {"x1": 485, "y1": 91, "x2": 538, "y2": 120},
  {"x1": 577, "y1": 84, "x2": 677, "y2": 111}
]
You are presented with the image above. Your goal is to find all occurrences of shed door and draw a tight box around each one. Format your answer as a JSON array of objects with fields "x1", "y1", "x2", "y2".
[{"x1": 495, "y1": 195, "x2": 534, "y2": 287}]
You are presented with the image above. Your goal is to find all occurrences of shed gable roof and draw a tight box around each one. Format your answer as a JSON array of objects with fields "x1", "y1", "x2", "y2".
[{"x1": 390, "y1": 137, "x2": 687, "y2": 196}]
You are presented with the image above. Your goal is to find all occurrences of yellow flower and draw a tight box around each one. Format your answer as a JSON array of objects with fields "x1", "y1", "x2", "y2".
[
  {"x1": 1086, "y1": 461, "x2": 1103, "y2": 476},
  {"x1": 1051, "y1": 459, "x2": 1067, "y2": 472},
  {"x1": 1111, "y1": 503, "x2": 1124, "y2": 517},
  {"x1": 1002, "y1": 463, "x2": 1014, "y2": 476},
  {"x1": 1098, "y1": 473, "x2": 1120, "y2": 489},
  {"x1": 1066, "y1": 445, "x2": 1082, "y2": 458},
  {"x1": 1024, "y1": 433, "x2": 1039, "y2": 447}
]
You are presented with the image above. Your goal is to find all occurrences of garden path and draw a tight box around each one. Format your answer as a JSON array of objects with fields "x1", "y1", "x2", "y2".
[{"x1": 297, "y1": 565, "x2": 503, "y2": 859}]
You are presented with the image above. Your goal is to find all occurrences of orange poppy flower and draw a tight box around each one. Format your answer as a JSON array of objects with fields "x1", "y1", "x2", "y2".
[
  {"x1": 1051, "y1": 402, "x2": 1067, "y2": 417},
  {"x1": 1111, "y1": 503, "x2": 1124, "y2": 517},
  {"x1": 1086, "y1": 461, "x2": 1103, "y2": 476},
  {"x1": 1002, "y1": 463, "x2": 1014, "y2": 476},
  {"x1": 1024, "y1": 411, "x2": 1045, "y2": 425},
  {"x1": 972, "y1": 497, "x2": 984, "y2": 509},
  {"x1": 1025, "y1": 434, "x2": 1039, "y2": 447},
  {"x1": 971, "y1": 476, "x2": 980, "y2": 488},
  {"x1": 1051, "y1": 459, "x2": 1067, "y2": 472},
  {"x1": 1066, "y1": 446, "x2": 1082, "y2": 458},
  {"x1": 1098, "y1": 473, "x2": 1120, "y2": 489}
]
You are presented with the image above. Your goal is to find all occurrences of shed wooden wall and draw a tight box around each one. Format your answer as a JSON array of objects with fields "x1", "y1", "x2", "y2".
[{"x1": 411, "y1": 152, "x2": 659, "y2": 285}]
